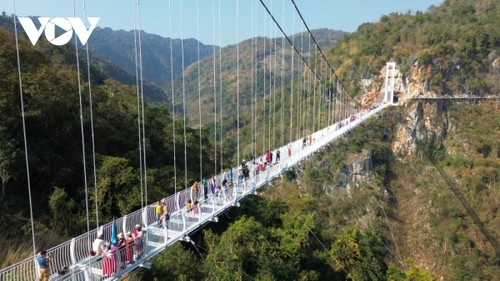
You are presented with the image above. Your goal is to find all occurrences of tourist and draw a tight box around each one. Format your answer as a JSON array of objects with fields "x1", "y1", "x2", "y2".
[{"x1": 36, "y1": 250, "x2": 50, "y2": 281}]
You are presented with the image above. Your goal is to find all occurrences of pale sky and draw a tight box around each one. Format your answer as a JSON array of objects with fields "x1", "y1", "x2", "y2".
[{"x1": 4, "y1": 0, "x2": 443, "y2": 46}]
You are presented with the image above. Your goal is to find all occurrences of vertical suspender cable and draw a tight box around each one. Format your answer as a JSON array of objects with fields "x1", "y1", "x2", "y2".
[
  {"x1": 12, "y1": 0, "x2": 36, "y2": 258},
  {"x1": 306, "y1": 32, "x2": 310, "y2": 134},
  {"x1": 197, "y1": 0, "x2": 203, "y2": 180},
  {"x1": 83, "y1": 0, "x2": 99, "y2": 229},
  {"x1": 298, "y1": 27, "x2": 303, "y2": 138},
  {"x1": 272, "y1": 3, "x2": 277, "y2": 150},
  {"x1": 251, "y1": 1, "x2": 256, "y2": 159},
  {"x1": 268, "y1": 0, "x2": 274, "y2": 151},
  {"x1": 212, "y1": 0, "x2": 217, "y2": 176},
  {"x1": 262, "y1": 12, "x2": 267, "y2": 155},
  {"x1": 218, "y1": 0, "x2": 223, "y2": 172},
  {"x1": 312, "y1": 47, "x2": 318, "y2": 131},
  {"x1": 168, "y1": 0, "x2": 177, "y2": 194},
  {"x1": 280, "y1": 0, "x2": 285, "y2": 147},
  {"x1": 289, "y1": 7, "x2": 295, "y2": 143},
  {"x1": 328, "y1": 70, "x2": 331, "y2": 125},
  {"x1": 72, "y1": 0, "x2": 91, "y2": 239},
  {"x1": 180, "y1": 0, "x2": 188, "y2": 189},
  {"x1": 132, "y1": 0, "x2": 144, "y2": 210},
  {"x1": 236, "y1": 0, "x2": 240, "y2": 166},
  {"x1": 137, "y1": 0, "x2": 148, "y2": 207},
  {"x1": 319, "y1": 60, "x2": 324, "y2": 129}
]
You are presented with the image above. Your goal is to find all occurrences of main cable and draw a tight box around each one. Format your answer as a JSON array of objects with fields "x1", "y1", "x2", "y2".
[
  {"x1": 259, "y1": 0, "x2": 322, "y2": 83},
  {"x1": 290, "y1": 0, "x2": 363, "y2": 109}
]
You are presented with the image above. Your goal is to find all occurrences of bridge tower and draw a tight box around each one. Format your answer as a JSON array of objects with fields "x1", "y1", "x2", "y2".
[{"x1": 383, "y1": 62, "x2": 396, "y2": 104}]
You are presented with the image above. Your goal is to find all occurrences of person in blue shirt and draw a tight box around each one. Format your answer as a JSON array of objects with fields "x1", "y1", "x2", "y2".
[{"x1": 37, "y1": 250, "x2": 50, "y2": 281}]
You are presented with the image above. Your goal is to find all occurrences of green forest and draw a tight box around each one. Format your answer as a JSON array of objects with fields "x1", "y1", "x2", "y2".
[{"x1": 0, "y1": 0, "x2": 499, "y2": 280}]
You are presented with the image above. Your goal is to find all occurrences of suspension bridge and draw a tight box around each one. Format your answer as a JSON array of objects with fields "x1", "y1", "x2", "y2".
[
  {"x1": 2, "y1": 0, "x2": 402, "y2": 280},
  {"x1": 0, "y1": 101, "x2": 395, "y2": 281}
]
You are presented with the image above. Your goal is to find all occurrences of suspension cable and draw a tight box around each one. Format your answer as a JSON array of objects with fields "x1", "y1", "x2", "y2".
[
  {"x1": 312, "y1": 46, "x2": 318, "y2": 132},
  {"x1": 267, "y1": 13, "x2": 271, "y2": 152},
  {"x1": 262, "y1": 14, "x2": 267, "y2": 155},
  {"x1": 251, "y1": 0, "x2": 256, "y2": 159},
  {"x1": 180, "y1": 0, "x2": 188, "y2": 189},
  {"x1": 280, "y1": 0, "x2": 285, "y2": 147},
  {"x1": 218, "y1": 0, "x2": 223, "y2": 173},
  {"x1": 236, "y1": 0, "x2": 240, "y2": 166},
  {"x1": 72, "y1": 0, "x2": 91, "y2": 239},
  {"x1": 289, "y1": 0, "x2": 362, "y2": 109},
  {"x1": 82, "y1": 0, "x2": 99, "y2": 229},
  {"x1": 272, "y1": 3, "x2": 277, "y2": 150},
  {"x1": 168, "y1": 0, "x2": 177, "y2": 194},
  {"x1": 212, "y1": 0, "x2": 217, "y2": 177},
  {"x1": 132, "y1": 0, "x2": 144, "y2": 210},
  {"x1": 137, "y1": 0, "x2": 148, "y2": 207},
  {"x1": 259, "y1": 0, "x2": 322, "y2": 83},
  {"x1": 197, "y1": 0, "x2": 203, "y2": 180},
  {"x1": 12, "y1": 0, "x2": 36, "y2": 258},
  {"x1": 307, "y1": 32, "x2": 312, "y2": 134},
  {"x1": 298, "y1": 26, "x2": 303, "y2": 138},
  {"x1": 289, "y1": 7, "x2": 295, "y2": 143}
]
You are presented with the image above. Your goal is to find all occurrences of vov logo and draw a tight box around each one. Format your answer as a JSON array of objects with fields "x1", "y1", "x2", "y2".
[{"x1": 18, "y1": 17, "x2": 100, "y2": 46}]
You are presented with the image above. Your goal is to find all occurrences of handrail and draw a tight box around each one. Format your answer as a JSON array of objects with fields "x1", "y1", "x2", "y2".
[{"x1": 0, "y1": 102, "x2": 391, "y2": 280}]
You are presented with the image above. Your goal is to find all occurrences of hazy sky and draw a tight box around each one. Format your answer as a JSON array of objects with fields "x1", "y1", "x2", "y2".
[{"x1": 5, "y1": 0, "x2": 443, "y2": 46}]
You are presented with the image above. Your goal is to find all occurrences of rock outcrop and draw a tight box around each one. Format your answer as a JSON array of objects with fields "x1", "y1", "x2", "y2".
[{"x1": 335, "y1": 150, "x2": 374, "y2": 194}]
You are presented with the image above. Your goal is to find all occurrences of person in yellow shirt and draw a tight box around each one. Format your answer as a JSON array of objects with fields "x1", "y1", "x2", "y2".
[{"x1": 156, "y1": 201, "x2": 163, "y2": 227}]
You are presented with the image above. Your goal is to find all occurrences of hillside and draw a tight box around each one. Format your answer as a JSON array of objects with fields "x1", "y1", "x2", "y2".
[
  {"x1": 133, "y1": 0, "x2": 499, "y2": 279},
  {"x1": 176, "y1": 28, "x2": 345, "y2": 126},
  {"x1": 0, "y1": 25, "x2": 214, "y2": 265},
  {"x1": 327, "y1": 0, "x2": 499, "y2": 98},
  {"x1": 88, "y1": 27, "x2": 218, "y2": 86},
  {"x1": 0, "y1": 0, "x2": 498, "y2": 279}
]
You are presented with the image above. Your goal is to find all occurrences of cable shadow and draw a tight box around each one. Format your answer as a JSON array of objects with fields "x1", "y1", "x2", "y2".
[{"x1": 428, "y1": 156, "x2": 500, "y2": 261}]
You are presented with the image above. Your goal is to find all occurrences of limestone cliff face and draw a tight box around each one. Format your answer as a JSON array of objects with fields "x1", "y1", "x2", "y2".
[
  {"x1": 392, "y1": 101, "x2": 449, "y2": 158},
  {"x1": 336, "y1": 150, "x2": 374, "y2": 193},
  {"x1": 360, "y1": 63, "x2": 449, "y2": 158}
]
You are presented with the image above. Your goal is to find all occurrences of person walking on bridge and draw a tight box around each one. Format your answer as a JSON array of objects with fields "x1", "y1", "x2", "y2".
[
  {"x1": 156, "y1": 201, "x2": 163, "y2": 227},
  {"x1": 36, "y1": 250, "x2": 50, "y2": 281}
]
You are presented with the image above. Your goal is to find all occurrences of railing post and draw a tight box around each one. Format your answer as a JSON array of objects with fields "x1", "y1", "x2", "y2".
[
  {"x1": 123, "y1": 214, "x2": 128, "y2": 234},
  {"x1": 176, "y1": 192, "x2": 180, "y2": 211},
  {"x1": 142, "y1": 207, "x2": 148, "y2": 228},
  {"x1": 70, "y1": 238, "x2": 77, "y2": 265}
]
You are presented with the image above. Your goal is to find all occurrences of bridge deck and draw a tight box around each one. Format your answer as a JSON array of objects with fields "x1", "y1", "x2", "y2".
[{"x1": 0, "y1": 103, "x2": 392, "y2": 281}]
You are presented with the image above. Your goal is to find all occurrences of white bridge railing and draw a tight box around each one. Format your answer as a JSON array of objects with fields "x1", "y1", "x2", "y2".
[{"x1": 0, "y1": 102, "x2": 391, "y2": 281}]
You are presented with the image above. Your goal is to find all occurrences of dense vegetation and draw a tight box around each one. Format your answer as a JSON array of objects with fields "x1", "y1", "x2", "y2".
[
  {"x1": 0, "y1": 27, "x2": 214, "y2": 265},
  {"x1": 0, "y1": 0, "x2": 498, "y2": 279},
  {"x1": 329, "y1": 0, "x2": 499, "y2": 96}
]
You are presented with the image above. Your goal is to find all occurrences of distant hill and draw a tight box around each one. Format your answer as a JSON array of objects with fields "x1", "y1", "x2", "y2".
[
  {"x1": 0, "y1": 16, "x2": 218, "y2": 103},
  {"x1": 88, "y1": 27, "x2": 218, "y2": 87},
  {"x1": 176, "y1": 28, "x2": 346, "y2": 126}
]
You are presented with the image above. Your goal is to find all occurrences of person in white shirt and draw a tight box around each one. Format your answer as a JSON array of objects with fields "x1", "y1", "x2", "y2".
[{"x1": 92, "y1": 234, "x2": 107, "y2": 256}]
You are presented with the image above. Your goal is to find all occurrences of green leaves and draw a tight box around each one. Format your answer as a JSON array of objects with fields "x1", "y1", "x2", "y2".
[{"x1": 330, "y1": 228, "x2": 388, "y2": 281}]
